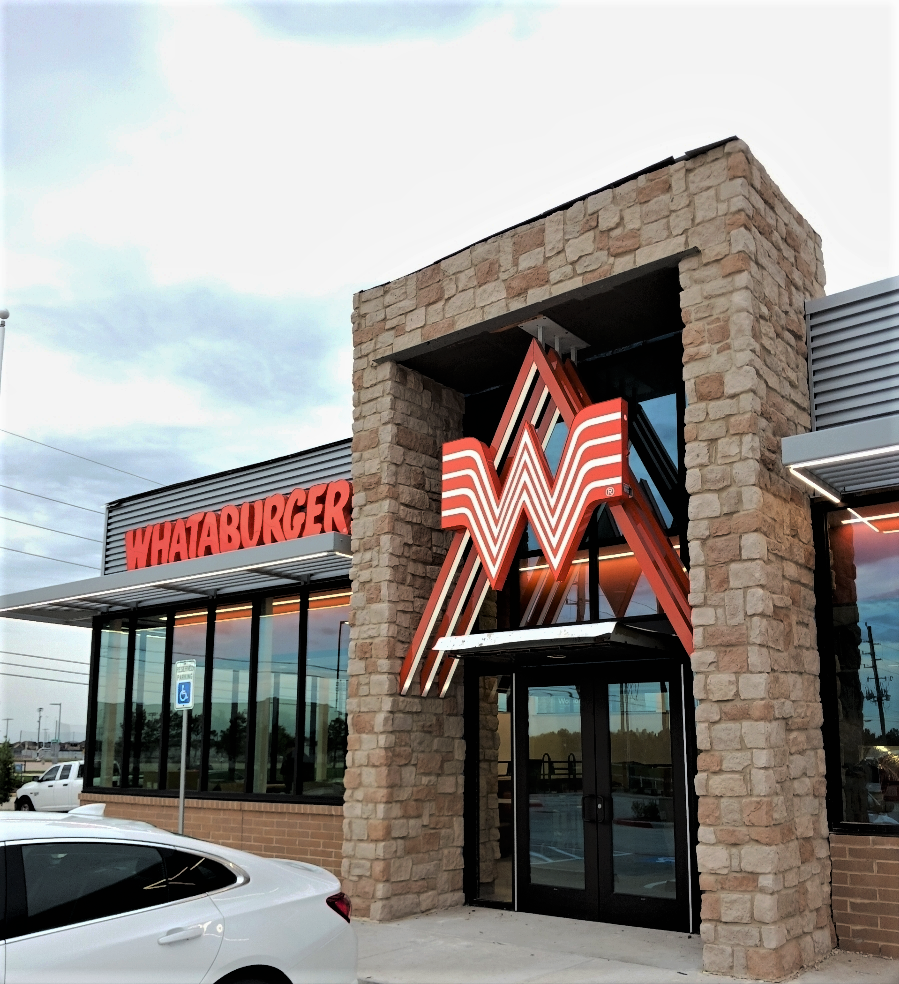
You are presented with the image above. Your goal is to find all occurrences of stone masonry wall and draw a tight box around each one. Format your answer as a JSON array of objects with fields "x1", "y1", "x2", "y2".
[
  {"x1": 344, "y1": 363, "x2": 465, "y2": 919},
  {"x1": 348, "y1": 139, "x2": 831, "y2": 980}
]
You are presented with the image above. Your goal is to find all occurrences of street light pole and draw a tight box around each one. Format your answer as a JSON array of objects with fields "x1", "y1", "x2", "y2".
[
  {"x1": 37, "y1": 707, "x2": 43, "y2": 747},
  {"x1": 0, "y1": 309, "x2": 9, "y2": 396},
  {"x1": 50, "y1": 703, "x2": 62, "y2": 743}
]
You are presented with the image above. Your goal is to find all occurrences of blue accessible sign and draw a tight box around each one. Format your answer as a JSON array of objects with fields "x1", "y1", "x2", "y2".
[{"x1": 173, "y1": 660, "x2": 196, "y2": 711}]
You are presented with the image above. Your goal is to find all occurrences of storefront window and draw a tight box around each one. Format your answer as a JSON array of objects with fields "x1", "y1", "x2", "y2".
[
  {"x1": 827, "y1": 502, "x2": 899, "y2": 826},
  {"x1": 304, "y1": 589, "x2": 350, "y2": 797},
  {"x1": 253, "y1": 596, "x2": 301, "y2": 794},
  {"x1": 478, "y1": 675, "x2": 513, "y2": 902},
  {"x1": 207, "y1": 603, "x2": 252, "y2": 793},
  {"x1": 127, "y1": 615, "x2": 167, "y2": 789},
  {"x1": 89, "y1": 586, "x2": 350, "y2": 800},
  {"x1": 93, "y1": 618, "x2": 128, "y2": 787},
  {"x1": 167, "y1": 609, "x2": 208, "y2": 791}
]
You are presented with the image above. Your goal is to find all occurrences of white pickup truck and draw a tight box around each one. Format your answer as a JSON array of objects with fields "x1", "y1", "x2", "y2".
[{"x1": 15, "y1": 760, "x2": 84, "y2": 812}]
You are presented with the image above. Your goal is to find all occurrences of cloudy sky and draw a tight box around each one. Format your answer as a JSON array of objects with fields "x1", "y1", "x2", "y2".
[{"x1": 0, "y1": 0, "x2": 896, "y2": 743}]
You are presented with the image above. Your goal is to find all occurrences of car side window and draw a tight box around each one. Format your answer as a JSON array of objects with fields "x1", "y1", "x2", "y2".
[
  {"x1": 58, "y1": 765, "x2": 72, "y2": 780},
  {"x1": 76, "y1": 764, "x2": 84, "y2": 778},
  {"x1": 39, "y1": 767, "x2": 59, "y2": 783},
  {"x1": 162, "y1": 849, "x2": 238, "y2": 901},
  {"x1": 18, "y1": 842, "x2": 168, "y2": 936}
]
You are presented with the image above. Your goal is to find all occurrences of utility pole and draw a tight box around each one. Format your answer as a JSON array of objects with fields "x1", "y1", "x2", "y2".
[
  {"x1": 50, "y1": 703, "x2": 62, "y2": 743},
  {"x1": 3, "y1": 718, "x2": 11, "y2": 741},
  {"x1": 37, "y1": 707, "x2": 43, "y2": 747},
  {"x1": 866, "y1": 624, "x2": 887, "y2": 738}
]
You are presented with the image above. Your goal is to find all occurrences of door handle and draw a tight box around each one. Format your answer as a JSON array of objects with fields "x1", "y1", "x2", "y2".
[
  {"x1": 158, "y1": 926, "x2": 204, "y2": 945},
  {"x1": 582, "y1": 795, "x2": 607, "y2": 824}
]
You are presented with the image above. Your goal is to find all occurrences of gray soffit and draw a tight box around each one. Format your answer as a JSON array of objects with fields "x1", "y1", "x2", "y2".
[
  {"x1": 782, "y1": 415, "x2": 899, "y2": 501},
  {"x1": 0, "y1": 532, "x2": 351, "y2": 627},
  {"x1": 806, "y1": 275, "x2": 899, "y2": 431},
  {"x1": 433, "y1": 621, "x2": 676, "y2": 657}
]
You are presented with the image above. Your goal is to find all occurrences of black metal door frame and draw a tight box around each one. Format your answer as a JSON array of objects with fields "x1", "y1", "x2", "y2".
[{"x1": 510, "y1": 649, "x2": 693, "y2": 931}]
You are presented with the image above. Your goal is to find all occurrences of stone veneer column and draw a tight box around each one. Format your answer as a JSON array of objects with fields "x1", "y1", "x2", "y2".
[
  {"x1": 346, "y1": 139, "x2": 835, "y2": 979},
  {"x1": 343, "y1": 354, "x2": 465, "y2": 919},
  {"x1": 679, "y1": 148, "x2": 834, "y2": 979}
]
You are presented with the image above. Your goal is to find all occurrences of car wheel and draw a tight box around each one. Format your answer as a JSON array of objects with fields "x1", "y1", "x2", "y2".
[{"x1": 15, "y1": 797, "x2": 35, "y2": 811}]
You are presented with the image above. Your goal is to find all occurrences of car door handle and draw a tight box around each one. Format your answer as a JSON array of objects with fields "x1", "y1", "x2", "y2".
[{"x1": 158, "y1": 926, "x2": 204, "y2": 945}]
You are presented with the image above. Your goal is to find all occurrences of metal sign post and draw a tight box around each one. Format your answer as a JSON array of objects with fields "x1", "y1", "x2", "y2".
[{"x1": 173, "y1": 660, "x2": 196, "y2": 835}]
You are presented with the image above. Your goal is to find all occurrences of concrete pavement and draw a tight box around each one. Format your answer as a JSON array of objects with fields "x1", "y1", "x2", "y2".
[{"x1": 354, "y1": 907, "x2": 895, "y2": 984}]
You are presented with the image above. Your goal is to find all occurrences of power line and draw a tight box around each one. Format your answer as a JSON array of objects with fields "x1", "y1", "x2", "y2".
[
  {"x1": 0, "y1": 650, "x2": 90, "y2": 666},
  {"x1": 0, "y1": 669, "x2": 87, "y2": 686},
  {"x1": 0, "y1": 484, "x2": 103, "y2": 514},
  {"x1": 1, "y1": 429, "x2": 161, "y2": 485},
  {"x1": 0, "y1": 516, "x2": 101, "y2": 542},
  {"x1": 0, "y1": 546, "x2": 100, "y2": 570},
  {"x1": 0, "y1": 660, "x2": 88, "y2": 675}
]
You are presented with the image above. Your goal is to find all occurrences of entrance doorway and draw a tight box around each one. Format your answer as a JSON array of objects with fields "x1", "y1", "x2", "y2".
[{"x1": 467, "y1": 653, "x2": 695, "y2": 933}]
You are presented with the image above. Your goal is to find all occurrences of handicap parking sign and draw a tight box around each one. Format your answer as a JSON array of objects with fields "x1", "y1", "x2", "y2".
[{"x1": 173, "y1": 660, "x2": 196, "y2": 711}]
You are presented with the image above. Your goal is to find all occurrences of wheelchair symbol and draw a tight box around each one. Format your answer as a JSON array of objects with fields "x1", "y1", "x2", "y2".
[{"x1": 177, "y1": 682, "x2": 191, "y2": 706}]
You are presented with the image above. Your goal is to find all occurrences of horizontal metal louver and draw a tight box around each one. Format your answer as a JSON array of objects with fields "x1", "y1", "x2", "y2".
[
  {"x1": 103, "y1": 439, "x2": 351, "y2": 574},
  {"x1": 807, "y1": 276, "x2": 899, "y2": 430}
]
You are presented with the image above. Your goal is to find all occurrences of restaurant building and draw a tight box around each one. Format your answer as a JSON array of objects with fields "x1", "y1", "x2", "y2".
[{"x1": 2, "y1": 137, "x2": 897, "y2": 981}]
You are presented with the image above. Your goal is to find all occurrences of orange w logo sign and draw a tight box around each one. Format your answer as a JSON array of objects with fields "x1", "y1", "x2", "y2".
[{"x1": 441, "y1": 399, "x2": 627, "y2": 589}]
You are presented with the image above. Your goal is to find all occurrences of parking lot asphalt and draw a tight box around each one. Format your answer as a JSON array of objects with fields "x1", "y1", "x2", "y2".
[{"x1": 354, "y1": 907, "x2": 895, "y2": 984}]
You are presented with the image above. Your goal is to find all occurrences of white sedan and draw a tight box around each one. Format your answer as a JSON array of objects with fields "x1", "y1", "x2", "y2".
[{"x1": 0, "y1": 806, "x2": 357, "y2": 984}]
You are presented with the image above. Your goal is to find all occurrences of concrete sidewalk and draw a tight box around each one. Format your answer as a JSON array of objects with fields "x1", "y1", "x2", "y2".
[{"x1": 354, "y1": 907, "x2": 894, "y2": 984}]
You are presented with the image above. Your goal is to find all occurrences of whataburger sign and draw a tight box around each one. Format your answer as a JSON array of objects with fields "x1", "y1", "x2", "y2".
[
  {"x1": 125, "y1": 480, "x2": 352, "y2": 571},
  {"x1": 399, "y1": 338, "x2": 692, "y2": 698}
]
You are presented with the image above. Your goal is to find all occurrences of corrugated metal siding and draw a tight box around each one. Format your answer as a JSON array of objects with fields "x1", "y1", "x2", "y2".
[
  {"x1": 807, "y1": 276, "x2": 899, "y2": 430},
  {"x1": 103, "y1": 440, "x2": 351, "y2": 574}
]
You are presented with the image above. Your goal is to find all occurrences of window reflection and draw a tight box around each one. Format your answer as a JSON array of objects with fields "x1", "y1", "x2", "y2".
[
  {"x1": 94, "y1": 618, "x2": 127, "y2": 787},
  {"x1": 207, "y1": 603, "x2": 252, "y2": 793},
  {"x1": 304, "y1": 590, "x2": 350, "y2": 797},
  {"x1": 478, "y1": 676, "x2": 513, "y2": 903},
  {"x1": 167, "y1": 609, "x2": 207, "y2": 791},
  {"x1": 527, "y1": 684, "x2": 585, "y2": 890},
  {"x1": 253, "y1": 596, "x2": 300, "y2": 794},
  {"x1": 128, "y1": 615, "x2": 167, "y2": 789},
  {"x1": 828, "y1": 503, "x2": 899, "y2": 826},
  {"x1": 609, "y1": 681, "x2": 676, "y2": 898}
]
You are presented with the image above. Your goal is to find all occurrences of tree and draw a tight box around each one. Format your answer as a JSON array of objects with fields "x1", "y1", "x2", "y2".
[{"x1": 0, "y1": 740, "x2": 17, "y2": 804}]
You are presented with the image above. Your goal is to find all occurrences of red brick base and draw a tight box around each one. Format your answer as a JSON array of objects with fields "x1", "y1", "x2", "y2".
[
  {"x1": 830, "y1": 834, "x2": 899, "y2": 959},
  {"x1": 79, "y1": 793, "x2": 343, "y2": 879}
]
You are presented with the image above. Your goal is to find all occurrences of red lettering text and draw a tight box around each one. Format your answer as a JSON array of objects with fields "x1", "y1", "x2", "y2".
[
  {"x1": 263, "y1": 494, "x2": 286, "y2": 544},
  {"x1": 197, "y1": 511, "x2": 220, "y2": 557},
  {"x1": 323, "y1": 480, "x2": 351, "y2": 535},
  {"x1": 305, "y1": 484, "x2": 327, "y2": 536},
  {"x1": 219, "y1": 504, "x2": 240, "y2": 552},
  {"x1": 125, "y1": 526, "x2": 153, "y2": 570}
]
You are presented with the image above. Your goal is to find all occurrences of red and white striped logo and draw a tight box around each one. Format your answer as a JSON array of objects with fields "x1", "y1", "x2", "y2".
[{"x1": 441, "y1": 399, "x2": 627, "y2": 589}]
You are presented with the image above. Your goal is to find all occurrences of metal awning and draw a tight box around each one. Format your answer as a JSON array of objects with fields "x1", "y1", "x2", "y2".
[
  {"x1": 0, "y1": 532, "x2": 352, "y2": 627},
  {"x1": 782, "y1": 416, "x2": 899, "y2": 502},
  {"x1": 433, "y1": 621, "x2": 677, "y2": 658}
]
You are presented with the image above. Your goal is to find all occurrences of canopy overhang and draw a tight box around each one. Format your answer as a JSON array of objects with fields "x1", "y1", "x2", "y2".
[
  {"x1": 782, "y1": 416, "x2": 899, "y2": 502},
  {"x1": 433, "y1": 621, "x2": 677, "y2": 659},
  {"x1": 0, "y1": 532, "x2": 352, "y2": 627}
]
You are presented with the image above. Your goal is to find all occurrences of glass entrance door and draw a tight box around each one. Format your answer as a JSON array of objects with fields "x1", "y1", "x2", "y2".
[{"x1": 514, "y1": 658, "x2": 691, "y2": 931}]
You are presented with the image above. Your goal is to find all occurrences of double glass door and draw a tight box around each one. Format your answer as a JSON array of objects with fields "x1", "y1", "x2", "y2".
[{"x1": 497, "y1": 658, "x2": 692, "y2": 931}]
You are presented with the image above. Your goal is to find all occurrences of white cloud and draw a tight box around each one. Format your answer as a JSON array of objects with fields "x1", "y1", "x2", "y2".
[{"x1": 26, "y1": 4, "x2": 895, "y2": 300}]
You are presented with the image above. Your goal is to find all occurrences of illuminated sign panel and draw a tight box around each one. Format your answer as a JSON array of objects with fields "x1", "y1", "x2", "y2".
[
  {"x1": 441, "y1": 400, "x2": 626, "y2": 588},
  {"x1": 124, "y1": 480, "x2": 352, "y2": 570}
]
